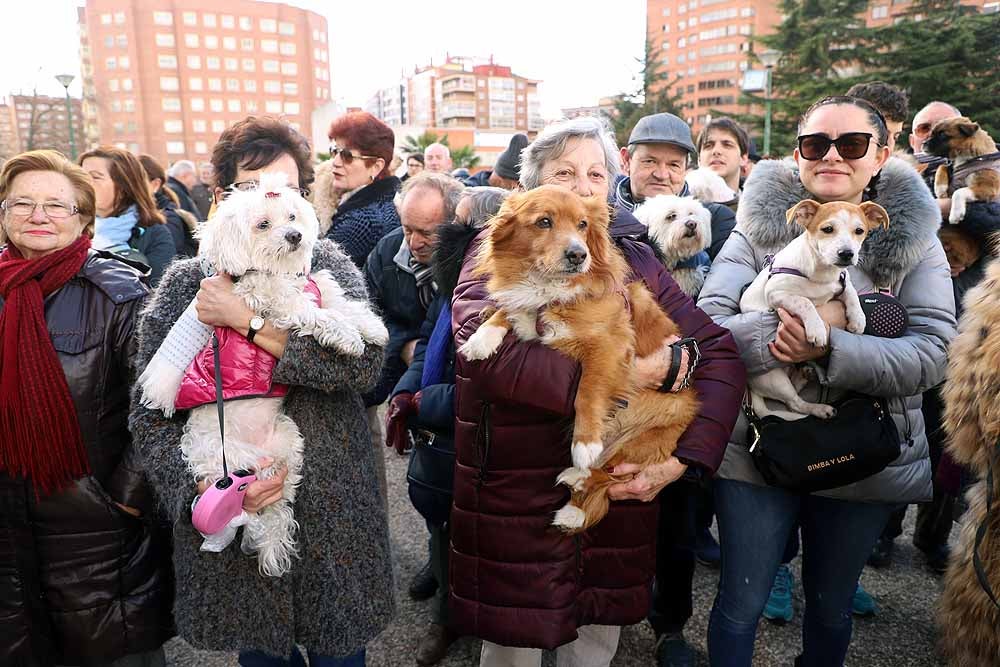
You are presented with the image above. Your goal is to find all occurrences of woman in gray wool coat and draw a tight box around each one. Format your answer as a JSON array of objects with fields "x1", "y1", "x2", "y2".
[
  {"x1": 129, "y1": 116, "x2": 394, "y2": 667},
  {"x1": 697, "y1": 96, "x2": 956, "y2": 666}
]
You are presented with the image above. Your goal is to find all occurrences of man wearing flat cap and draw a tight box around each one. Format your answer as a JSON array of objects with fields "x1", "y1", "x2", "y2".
[
  {"x1": 463, "y1": 133, "x2": 528, "y2": 190},
  {"x1": 615, "y1": 113, "x2": 735, "y2": 259}
]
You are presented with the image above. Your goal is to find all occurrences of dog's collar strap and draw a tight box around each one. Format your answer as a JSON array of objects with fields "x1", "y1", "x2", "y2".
[
  {"x1": 952, "y1": 151, "x2": 1000, "y2": 184},
  {"x1": 238, "y1": 269, "x2": 307, "y2": 279},
  {"x1": 763, "y1": 254, "x2": 847, "y2": 297}
]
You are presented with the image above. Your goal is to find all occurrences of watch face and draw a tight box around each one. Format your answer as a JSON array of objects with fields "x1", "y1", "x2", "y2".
[{"x1": 250, "y1": 316, "x2": 265, "y2": 331}]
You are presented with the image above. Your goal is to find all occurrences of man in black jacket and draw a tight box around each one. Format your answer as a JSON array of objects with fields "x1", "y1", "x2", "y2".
[{"x1": 166, "y1": 160, "x2": 203, "y2": 220}]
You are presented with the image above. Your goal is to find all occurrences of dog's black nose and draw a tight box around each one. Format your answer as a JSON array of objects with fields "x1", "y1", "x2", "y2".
[
  {"x1": 285, "y1": 230, "x2": 302, "y2": 246},
  {"x1": 837, "y1": 249, "x2": 855, "y2": 262},
  {"x1": 684, "y1": 220, "x2": 697, "y2": 231},
  {"x1": 565, "y1": 248, "x2": 588, "y2": 266}
]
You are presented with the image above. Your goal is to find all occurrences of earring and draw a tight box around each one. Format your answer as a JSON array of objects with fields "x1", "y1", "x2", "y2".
[{"x1": 370, "y1": 174, "x2": 375, "y2": 183}]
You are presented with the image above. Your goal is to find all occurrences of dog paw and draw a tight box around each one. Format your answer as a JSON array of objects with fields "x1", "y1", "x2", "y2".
[
  {"x1": 358, "y1": 314, "x2": 389, "y2": 346},
  {"x1": 459, "y1": 324, "x2": 506, "y2": 361},
  {"x1": 846, "y1": 314, "x2": 866, "y2": 335},
  {"x1": 556, "y1": 466, "x2": 591, "y2": 492},
  {"x1": 948, "y1": 209, "x2": 966, "y2": 225},
  {"x1": 571, "y1": 441, "x2": 604, "y2": 470},
  {"x1": 813, "y1": 405, "x2": 837, "y2": 419},
  {"x1": 552, "y1": 503, "x2": 586, "y2": 531},
  {"x1": 804, "y1": 321, "x2": 829, "y2": 348}
]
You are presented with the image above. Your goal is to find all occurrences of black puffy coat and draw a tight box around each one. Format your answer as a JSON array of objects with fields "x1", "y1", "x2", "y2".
[
  {"x1": 156, "y1": 189, "x2": 197, "y2": 258},
  {"x1": 0, "y1": 250, "x2": 174, "y2": 666}
]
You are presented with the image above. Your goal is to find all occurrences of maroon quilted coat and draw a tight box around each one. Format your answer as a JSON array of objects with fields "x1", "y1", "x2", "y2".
[{"x1": 448, "y1": 210, "x2": 746, "y2": 649}]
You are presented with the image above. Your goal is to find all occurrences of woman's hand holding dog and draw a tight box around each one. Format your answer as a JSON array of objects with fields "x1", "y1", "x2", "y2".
[
  {"x1": 769, "y1": 306, "x2": 845, "y2": 364},
  {"x1": 195, "y1": 457, "x2": 289, "y2": 513},
  {"x1": 606, "y1": 457, "x2": 688, "y2": 502},
  {"x1": 633, "y1": 335, "x2": 690, "y2": 392},
  {"x1": 197, "y1": 273, "x2": 290, "y2": 358}
]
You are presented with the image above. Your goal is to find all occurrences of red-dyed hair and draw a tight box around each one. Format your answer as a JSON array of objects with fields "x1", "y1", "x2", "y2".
[{"x1": 327, "y1": 111, "x2": 395, "y2": 180}]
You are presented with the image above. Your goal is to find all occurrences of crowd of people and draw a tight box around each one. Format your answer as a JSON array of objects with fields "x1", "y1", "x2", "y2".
[{"x1": 1, "y1": 78, "x2": 999, "y2": 667}]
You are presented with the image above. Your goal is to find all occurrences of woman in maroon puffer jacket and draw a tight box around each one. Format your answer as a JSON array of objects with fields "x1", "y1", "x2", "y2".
[{"x1": 449, "y1": 117, "x2": 746, "y2": 665}]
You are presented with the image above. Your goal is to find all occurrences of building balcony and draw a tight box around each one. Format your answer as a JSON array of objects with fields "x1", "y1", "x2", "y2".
[
  {"x1": 440, "y1": 102, "x2": 476, "y2": 119},
  {"x1": 440, "y1": 75, "x2": 476, "y2": 93}
]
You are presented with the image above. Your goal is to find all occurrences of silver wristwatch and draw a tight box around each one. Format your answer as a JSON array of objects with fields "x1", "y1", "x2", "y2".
[{"x1": 246, "y1": 315, "x2": 265, "y2": 343}]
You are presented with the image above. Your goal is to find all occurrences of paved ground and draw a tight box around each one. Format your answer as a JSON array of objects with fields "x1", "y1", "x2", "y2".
[{"x1": 166, "y1": 446, "x2": 949, "y2": 666}]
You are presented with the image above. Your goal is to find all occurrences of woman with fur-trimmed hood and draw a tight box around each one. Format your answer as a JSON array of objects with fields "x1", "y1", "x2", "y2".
[
  {"x1": 697, "y1": 96, "x2": 956, "y2": 665},
  {"x1": 938, "y1": 258, "x2": 1000, "y2": 665}
]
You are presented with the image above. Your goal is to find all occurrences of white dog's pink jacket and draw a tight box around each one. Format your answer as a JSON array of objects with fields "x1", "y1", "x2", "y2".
[{"x1": 174, "y1": 279, "x2": 321, "y2": 410}]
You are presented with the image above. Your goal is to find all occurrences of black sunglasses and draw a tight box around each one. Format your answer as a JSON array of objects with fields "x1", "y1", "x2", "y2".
[{"x1": 797, "y1": 132, "x2": 878, "y2": 161}]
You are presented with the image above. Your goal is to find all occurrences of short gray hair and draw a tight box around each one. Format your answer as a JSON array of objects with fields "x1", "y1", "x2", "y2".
[
  {"x1": 519, "y1": 117, "x2": 621, "y2": 190},
  {"x1": 424, "y1": 142, "x2": 451, "y2": 158},
  {"x1": 397, "y1": 171, "x2": 465, "y2": 223},
  {"x1": 168, "y1": 159, "x2": 196, "y2": 178},
  {"x1": 460, "y1": 186, "x2": 510, "y2": 229}
]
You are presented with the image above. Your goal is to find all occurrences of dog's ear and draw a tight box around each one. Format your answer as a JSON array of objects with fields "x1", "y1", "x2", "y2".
[
  {"x1": 957, "y1": 119, "x2": 980, "y2": 138},
  {"x1": 787, "y1": 199, "x2": 821, "y2": 228},
  {"x1": 859, "y1": 202, "x2": 890, "y2": 232}
]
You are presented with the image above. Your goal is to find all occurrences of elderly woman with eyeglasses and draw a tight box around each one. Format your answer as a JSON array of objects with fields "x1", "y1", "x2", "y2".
[
  {"x1": 0, "y1": 150, "x2": 173, "y2": 666},
  {"x1": 447, "y1": 117, "x2": 746, "y2": 667},
  {"x1": 310, "y1": 111, "x2": 401, "y2": 269},
  {"x1": 697, "y1": 96, "x2": 956, "y2": 666}
]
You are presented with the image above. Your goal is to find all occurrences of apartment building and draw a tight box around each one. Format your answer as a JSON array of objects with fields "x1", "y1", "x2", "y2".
[
  {"x1": 366, "y1": 56, "x2": 543, "y2": 167},
  {"x1": 646, "y1": 0, "x2": 995, "y2": 135},
  {"x1": 78, "y1": 0, "x2": 331, "y2": 164},
  {"x1": 0, "y1": 94, "x2": 85, "y2": 161}
]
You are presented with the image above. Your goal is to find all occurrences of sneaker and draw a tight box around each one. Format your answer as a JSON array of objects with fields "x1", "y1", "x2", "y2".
[
  {"x1": 851, "y1": 583, "x2": 878, "y2": 617},
  {"x1": 867, "y1": 536, "x2": 894, "y2": 568},
  {"x1": 655, "y1": 632, "x2": 695, "y2": 667},
  {"x1": 762, "y1": 564, "x2": 794, "y2": 624},
  {"x1": 408, "y1": 561, "x2": 438, "y2": 601},
  {"x1": 695, "y1": 528, "x2": 721, "y2": 568}
]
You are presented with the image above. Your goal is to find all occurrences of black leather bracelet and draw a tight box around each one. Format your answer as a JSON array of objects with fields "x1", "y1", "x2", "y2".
[
  {"x1": 658, "y1": 337, "x2": 701, "y2": 392},
  {"x1": 658, "y1": 341, "x2": 684, "y2": 393}
]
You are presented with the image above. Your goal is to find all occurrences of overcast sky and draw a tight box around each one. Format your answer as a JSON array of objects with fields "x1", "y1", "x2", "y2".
[{"x1": 0, "y1": 0, "x2": 647, "y2": 118}]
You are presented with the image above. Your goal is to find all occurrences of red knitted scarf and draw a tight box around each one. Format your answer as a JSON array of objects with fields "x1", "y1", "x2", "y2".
[{"x1": 0, "y1": 236, "x2": 91, "y2": 494}]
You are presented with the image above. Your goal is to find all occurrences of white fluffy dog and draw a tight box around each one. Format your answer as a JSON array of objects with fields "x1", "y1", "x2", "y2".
[
  {"x1": 633, "y1": 194, "x2": 713, "y2": 297},
  {"x1": 137, "y1": 173, "x2": 387, "y2": 576},
  {"x1": 685, "y1": 167, "x2": 737, "y2": 203}
]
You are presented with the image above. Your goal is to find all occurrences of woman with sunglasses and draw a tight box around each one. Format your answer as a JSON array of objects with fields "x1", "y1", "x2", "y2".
[
  {"x1": 313, "y1": 111, "x2": 401, "y2": 269},
  {"x1": 697, "y1": 96, "x2": 956, "y2": 666}
]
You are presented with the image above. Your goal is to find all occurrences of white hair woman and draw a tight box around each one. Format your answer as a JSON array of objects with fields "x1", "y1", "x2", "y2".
[{"x1": 447, "y1": 117, "x2": 746, "y2": 666}]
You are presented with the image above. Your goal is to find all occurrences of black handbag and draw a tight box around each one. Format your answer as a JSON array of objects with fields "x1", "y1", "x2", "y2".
[
  {"x1": 406, "y1": 429, "x2": 456, "y2": 526},
  {"x1": 744, "y1": 392, "x2": 901, "y2": 493}
]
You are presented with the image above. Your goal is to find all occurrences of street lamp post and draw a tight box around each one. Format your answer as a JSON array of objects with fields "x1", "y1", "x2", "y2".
[
  {"x1": 759, "y1": 50, "x2": 780, "y2": 157},
  {"x1": 55, "y1": 74, "x2": 76, "y2": 160}
]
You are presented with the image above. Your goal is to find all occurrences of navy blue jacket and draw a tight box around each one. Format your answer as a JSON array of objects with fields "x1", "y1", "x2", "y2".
[
  {"x1": 392, "y1": 295, "x2": 455, "y2": 436},
  {"x1": 326, "y1": 176, "x2": 401, "y2": 269}
]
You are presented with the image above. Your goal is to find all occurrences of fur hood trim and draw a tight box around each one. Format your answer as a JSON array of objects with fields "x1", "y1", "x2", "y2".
[
  {"x1": 433, "y1": 222, "x2": 480, "y2": 299},
  {"x1": 310, "y1": 160, "x2": 338, "y2": 238},
  {"x1": 736, "y1": 157, "x2": 940, "y2": 287}
]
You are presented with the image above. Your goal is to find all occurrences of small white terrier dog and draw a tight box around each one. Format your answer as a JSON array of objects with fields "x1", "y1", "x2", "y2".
[
  {"x1": 138, "y1": 173, "x2": 387, "y2": 576},
  {"x1": 633, "y1": 194, "x2": 713, "y2": 297},
  {"x1": 685, "y1": 167, "x2": 737, "y2": 204}
]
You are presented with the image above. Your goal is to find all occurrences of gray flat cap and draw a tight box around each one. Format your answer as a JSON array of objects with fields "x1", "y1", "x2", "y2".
[{"x1": 628, "y1": 113, "x2": 696, "y2": 157}]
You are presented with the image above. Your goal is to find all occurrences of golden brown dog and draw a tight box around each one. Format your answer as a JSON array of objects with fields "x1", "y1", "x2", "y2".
[{"x1": 459, "y1": 185, "x2": 699, "y2": 532}]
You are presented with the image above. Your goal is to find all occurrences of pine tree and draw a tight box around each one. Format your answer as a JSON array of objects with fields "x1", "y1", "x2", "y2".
[{"x1": 611, "y1": 39, "x2": 685, "y2": 147}]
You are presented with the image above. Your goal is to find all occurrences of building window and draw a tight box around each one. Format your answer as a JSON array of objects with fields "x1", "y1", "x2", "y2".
[
  {"x1": 246, "y1": 100, "x2": 258, "y2": 113},
  {"x1": 262, "y1": 60, "x2": 279, "y2": 73},
  {"x1": 244, "y1": 79, "x2": 257, "y2": 92},
  {"x1": 159, "y1": 76, "x2": 179, "y2": 91},
  {"x1": 162, "y1": 97, "x2": 181, "y2": 111},
  {"x1": 264, "y1": 80, "x2": 280, "y2": 94},
  {"x1": 280, "y1": 62, "x2": 297, "y2": 76},
  {"x1": 206, "y1": 57, "x2": 220, "y2": 70},
  {"x1": 212, "y1": 119, "x2": 225, "y2": 132},
  {"x1": 205, "y1": 35, "x2": 218, "y2": 49},
  {"x1": 110, "y1": 100, "x2": 122, "y2": 112},
  {"x1": 153, "y1": 11, "x2": 173, "y2": 26},
  {"x1": 203, "y1": 13, "x2": 216, "y2": 27},
  {"x1": 108, "y1": 79, "x2": 119, "y2": 92},
  {"x1": 278, "y1": 21, "x2": 294, "y2": 35},
  {"x1": 155, "y1": 33, "x2": 175, "y2": 47},
  {"x1": 208, "y1": 78, "x2": 222, "y2": 91},
  {"x1": 226, "y1": 78, "x2": 240, "y2": 91},
  {"x1": 241, "y1": 38, "x2": 254, "y2": 51},
  {"x1": 225, "y1": 58, "x2": 238, "y2": 71},
  {"x1": 119, "y1": 56, "x2": 130, "y2": 68},
  {"x1": 187, "y1": 55, "x2": 201, "y2": 69},
  {"x1": 210, "y1": 99, "x2": 223, "y2": 112},
  {"x1": 106, "y1": 57, "x2": 117, "y2": 70},
  {"x1": 184, "y1": 34, "x2": 199, "y2": 48},
  {"x1": 239, "y1": 16, "x2": 252, "y2": 30},
  {"x1": 193, "y1": 119, "x2": 207, "y2": 132},
  {"x1": 261, "y1": 39, "x2": 278, "y2": 53},
  {"x1": 223, "y1": 36, "x2": 236, "y2": 50},
  {"x1": 261, "y1": 18, "x2": 278, "y2": 33},
  {"x1": 242, "y1": 58, "x2": 255, "y2": 72},
  {"x1": 265, "y1": 100, "x2": 282, "y2": 113},
  {"x1": 283, "y1": 82, "x2": 297, "y2": 95},
  {"x1": 166, "y1": 141, "x2": 185, "y2": 155},
  {"x1": 164, "y1": 120, "x2": 183, "y2": 133},
  {"x1": 104, "y1": 35, "x2": 114, "y2": 48},
  {"x1": 228, "y1": 99, "x2": 241, "y2": 112},
  {"x1": 872, "y1": 5, "x2": 889, "y2": 18},
  {"x1": 283, "y1": 102, "x2": 300, "y2": 115},
  {"x1": 189, "y1": 77, "x2": 203, "y2": 90},
  {"x1": 279, "y1": 42, "x2": 295, "y2": 56},
  {"x1": 190, "y1": 98, "x2": 205, "y2": 111},
  {"x1": 117, "y1": 34, "x2": 128, "y2": 47},
  {"x1": 195, "y1": 141, "x2": 208, "y2": 154},
  {"x1": 158, "y1": 54, "x2": 177, "y2": 68},
  {"x1": 221, "y1": 14, "x2": 235, "y2": 28},
  {"x1": 182, "y1": 11, "x2": 197, "y2": 26},
  {"x1": 113, "y1": 121, "x2": 124, "y2": 135},
  {"x1": 101, "y1": 13, "x2": 112, "y2": 25}
]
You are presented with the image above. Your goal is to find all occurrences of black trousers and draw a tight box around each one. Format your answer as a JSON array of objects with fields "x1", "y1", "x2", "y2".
[
  {"x1": 648, "y1": 478, "x2": 699, "y2": 636},
  {"x1": 881, "y1": 385, "x2": 954, "y2": 548}
]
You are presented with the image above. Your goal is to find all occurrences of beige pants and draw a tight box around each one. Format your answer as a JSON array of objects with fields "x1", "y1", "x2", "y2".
[
  {"x1": 479, "y1": 624, "x2": 621, "y2": 667},
  {"x1": 366, "y1": 405, "x2": 388, "y2": 507}
]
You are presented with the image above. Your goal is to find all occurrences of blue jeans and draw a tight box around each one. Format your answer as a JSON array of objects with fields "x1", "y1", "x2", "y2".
[
  {"x1": 707, "y1": 480, "x2": 895, "y2": 667},
  {"x1": 238, "y1": 647, "x2": 365, "y2": 667}
]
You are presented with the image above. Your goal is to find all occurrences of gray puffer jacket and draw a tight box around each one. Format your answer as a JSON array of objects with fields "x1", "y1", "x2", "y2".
[{"x1": 698, "y1": 157, "x2": 957, "y2": 504}]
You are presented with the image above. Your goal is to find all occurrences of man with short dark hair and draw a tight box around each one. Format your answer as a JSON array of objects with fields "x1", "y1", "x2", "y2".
[
  {"x1": 846, "y1": 81, "x2": 909, "y2": 149},
  {"x1": 696, "y1": 117, "x2": 751, "y2": 211}
]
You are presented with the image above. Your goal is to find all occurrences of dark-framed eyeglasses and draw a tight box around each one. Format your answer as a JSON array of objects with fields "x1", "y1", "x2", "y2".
[
  {"x1": 1, "y1": 198, "x2": 79, "y2": 219},
  {"x1": 797, "y1": 132, "x2": 878, "y2": 161},
  {"x1": 329, "y1": 145, "x2": 381, "y2": 164},
  {"x1": 221, "y1": 180, "x2": 310, "y2": 200}
]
